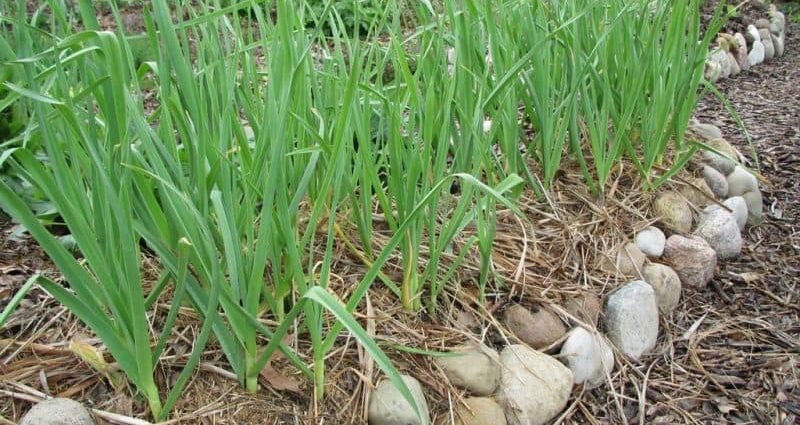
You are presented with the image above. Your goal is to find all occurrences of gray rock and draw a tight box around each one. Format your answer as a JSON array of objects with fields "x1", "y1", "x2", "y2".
[
  {"x1": 746, "y1": 25, "x2": 761, "y2": 44},
  {"x1": 742, "y1": 190, "x2": 764, "y2": 225},
  {"x1": 701, "y1": 138, "x2": 739, "y2": 176},
  {"x1": 769, "y1": 9, "x2": 786, "y2": 33},
  {"x1": 20, "y1": 399, "x2": 95, "y2": 425},
  {"x1": 444, "y1": 397, "x2": 507, "y2": 425},
  {"x1": 498, "y1": 345, "x2": 573, "y2": 425},
  {"x1": 663, "y1": 235, "x2": 717, "y2": 288},
  {"x1": 642, "y1": 263, "x2": 682, "y2": 314},
  {"x1": 709, "y1": 48, "x2": 731, "y2": 79},
  {"x1": 704, "y1": 60, "x2": 721, "y2": 83},
  {"x1": 759, "y1": 29, "x2": 775, "y2": 60},
  {"x1": 436, "y1": 346, "x2": 500, "y2": 396},
  {"x1": 726, "y1": 51, "x2": 740, "y2": 76},
  {"x1": 754, "y1": 18, "x2": 770, "y2": 29},
  {"x1": 559, "y1": 327, "x2": 614, "y2": 389},
  {"x1": 706, "y1": 197, "x2": 748, "y2": 231},
  {"x1": 368, "y1": 375, "x2": 430, "y2": 425},
  {"x1": 689, "y1": 120, "x2": 723, "y2": 141},
  {"x1": 599, "y1": 242, "x2": 647, "y2": 276},
  {"x1": 703, "y1": 166, "x2": 729, "y2": 198},
  {"x1": 564, "y1": 292, "x2": 602, "y2": 326},
  {"x1": 696, "y1": 208, "x2": 742, "y2": 259},
  {"x1": 748, "y1": 40, "x2": 765, "y2": 66},
  {"x1": 653, "y1": 191, "x2": 693, "y2": 234},
  {"x1": 635, "y1": 226, "x2": 666, "y2": 257},
  {"x1": 603, "y1": 281, "x2": 659, "y2": 360},
  {"x1": 726, "y1": 166, "x2": 758, "y2": 197},
  {"x1": 772, "y1": 32, "x2": 785, "y2": 57},
  {"x1": 504, "y1": 304, "x2": 567, "y2": 349}
]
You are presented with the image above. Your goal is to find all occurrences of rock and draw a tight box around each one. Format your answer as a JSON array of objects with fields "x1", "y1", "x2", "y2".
[
  {"x1": 726, "y1": 52, "x2": 740, "y2": 76},
  {"x1": 733, "y1": 33, "x2": 750, "y2": 72},
  {"x1": 704, "y1": 60, "x2": 721, "y2": 83},
  {"x1": 709, "y1": 48, "x2": 731, "y2": 79},
  {"x1": 662, "y1": 235, "x2": 717, "y2": 288},
  {"x1": 20, "y1": 399, "x2": 95, "y2": 425},
  {"x1": 680, "y1": 177, "x2": 715, "y2": 207},
  {"x1": 772, "y1": 32, "x2": 785, "y2": 57},
  {"x1": 559, "y1": 327, "x2": 614, "y2": 389},
  {"x1": 701, "y1": 138, "x2": 739, "y2": 175},
  {"x1": 435, "y1": 346, "x2": 500, "y2": 396},
  {"x1": 603, "y1": 281, "x2": 659, "y2": 360},
  {"x1": 696, "y1": 207, "x2": 742, "y2": 259},
  {"x1": 769, "y1": 21, "x2": 782, "y2": 37},
  {"x1": 498, "y1": 345, "x2": 573, "y2": 425},
  {"x1": 742, "y1": 190, "x2": 764, "y2": 225},
  {"x1": 702, "y1": 165, "x2": 729, "y2": 198},
  {"x1": 759, "y1": 29, "x2": 775, "y2": 60},
  {"x1": 600, "y1": 242, "x2": 646, "y2": 276},
  {"x1": 706, "y1": 196, "x2": 748, "y2": 231},
  {"x1": 564, "y1": 292, "x2": 602, "y2": 326},
  {"x1": 746, "y1": 25, "x2": 761, "y2": 44},
  {"x1": 754, "y1": 18, "x2": 770, "y2": 29},
  {"x1": 748, "y1": 40, "x2": 765, "y2": 66},
  {"x1": 769, "y1": 8, "x2": 786, "y2": 33},
  {"x1": 642, "y1": 263, "x2": 682, "y2": 314},
  {"x1": 504, "y1": 304, "x2": 567, "y2": 349},
  {"x1": 635, "y1": 226, "x2": 666, "y2": 257},
  {"x1": 444, "y1": 397, "x2": 507, "y2": 425},
  {"x1": 689, "y1": 120, "x2": 723, "y2": 141},
  {"x1": 726, "y1": 166, "x2": 758, "y2": 197},
  {"x1": 368, "y1": 375, "x2": 430, "y2": 425},
  {"x1": 653, "y1": 191, "x2": 693, "y2": 234}
]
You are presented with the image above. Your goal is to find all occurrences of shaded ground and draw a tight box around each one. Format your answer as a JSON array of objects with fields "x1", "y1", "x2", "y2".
[{"x1": 1, "y1": 5, "x2": 799, "y2": 425}]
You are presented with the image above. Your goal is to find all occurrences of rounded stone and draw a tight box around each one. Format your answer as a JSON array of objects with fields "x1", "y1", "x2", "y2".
[
  {"x1": 726, "y1": 166, "x2": 758, "y2": 197},
  {"x1": 722, "y1": 196, "x2": 748, "y2": 230},
  {"x1": 772, "y1": 32, "x2": 785, "y2": 57},
  {"x1": 662, "y1": 235, "x2": 717, "y2": 288},
  {"x1": 635, "y1": 226, "x2": 666, "y2": 257},
  {"x1": 559, "y1": 327, "x2": 614, "y2": 389},
  {"x1": 368, "y1": 375, "x2": 430, "y2": 425},
  {"x1": 564, "y1": 292, "x2": 602, "y2": 326},
  {"x1": 689, "y1": 120, "x2": 723, "y2": 141},
  {"x1": 653, "y1": 191, "x2": 693, "y2": 234},
  {"x1": 749, "y1": 40, "x2": 766, "y2": 66},
  {"x1": 498, "y1": 345, "x2": 573, "y2": 425},
  {"x1": 680, "y1": 177, "x2": 715, "y2": 207},
  {"x1": 702, "y1": 139, "x2": 739, "y2": 176},
  {"x1": 20, "y1": 399, "x2": 95, "y2": 425},
  {"x1": 759, "y1": 28, "x2": 775, "y2": 59},
  {"x1": 642, "y1": 263, "x2": 682, "y2": 314},
  {"x1": 435, "y1": 346, "x2": 500, "y2": 396},
  {"x1": 695, "y1": 208, "x2": 742, "y2": 259},
  {"x1": 599, "y1": 242, "x2": 646, "y2": 276},
  {"x1": 442, "y1": 397, "x2": 507, "y2": 425},
  {"x1": 702, "y1": 166, "x2": 729, "y2": 198},
  {"x1": 603, "y1": 281, "x2": 660, "y2": 361},
  {"x1": 742, "y1": 190, "x2": 764, "y2": 225},
  {"x1": 503, "y1": 304, "x2": 567, "y2": 349}
]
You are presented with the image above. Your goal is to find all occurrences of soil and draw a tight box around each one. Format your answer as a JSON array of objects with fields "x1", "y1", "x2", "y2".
[{"x1": 1, "y1": 3, "x2": 799, "y2": 425}]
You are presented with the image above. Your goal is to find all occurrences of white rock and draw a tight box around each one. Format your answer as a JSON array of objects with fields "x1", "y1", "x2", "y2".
[
  {"x1": 742, "y1": 190, "x2": 764, "y2": 225},
  {"x1": 704, "y1": 60, "x2": 721, "y2": 83},
  {"x1": 695, "y1": 208, "x2": 742, "y2": 259},
  {"x1": 642, "y1": 263, "x2": 682, "y2": 314},
  {"x1": 709, "y1": 48, "x2": 731, "y2": 79},
  {"x1": 368, "y1": 375, "x2": 430, "y2": 425},
  {"x1": 635, "y1": 226, "x2": 666, "y2": 257},
  {"x1": 482, "y1": 120, "x2": 493, "y2": 134},
  {"x1": 559, "y1": 327, "x2": 614, "y2": 389},
  {"x1": 707, "y1": 196, "x2": 748, "y2": 230},
  {"x1": 726, "y1": 166, "x2": 758, "y2": 197},
  {"x1": 746, "y1": 25, "x2": 761, "y2": 43},
  {"x1": 703, "y1": 165, "x2": 729, "y2": 198},
  {"x1": 20, "y1": 398, "x2": 95, "y2": 425},
  {"x1": 436, "y1": 346, "x2": 500, "y2": 396},
  {"x1": 759, "y1": 29, "x2": 775, "y2": 60},
  {"x1": 603, "y1": 281, "x2": 659, "y2": 361},
  {"x1": 748, "y1": 40, "x2": 765, "y2": 66},
  {"x1": 498, "y1": 345, "x2": 573, "y2": 425}
]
